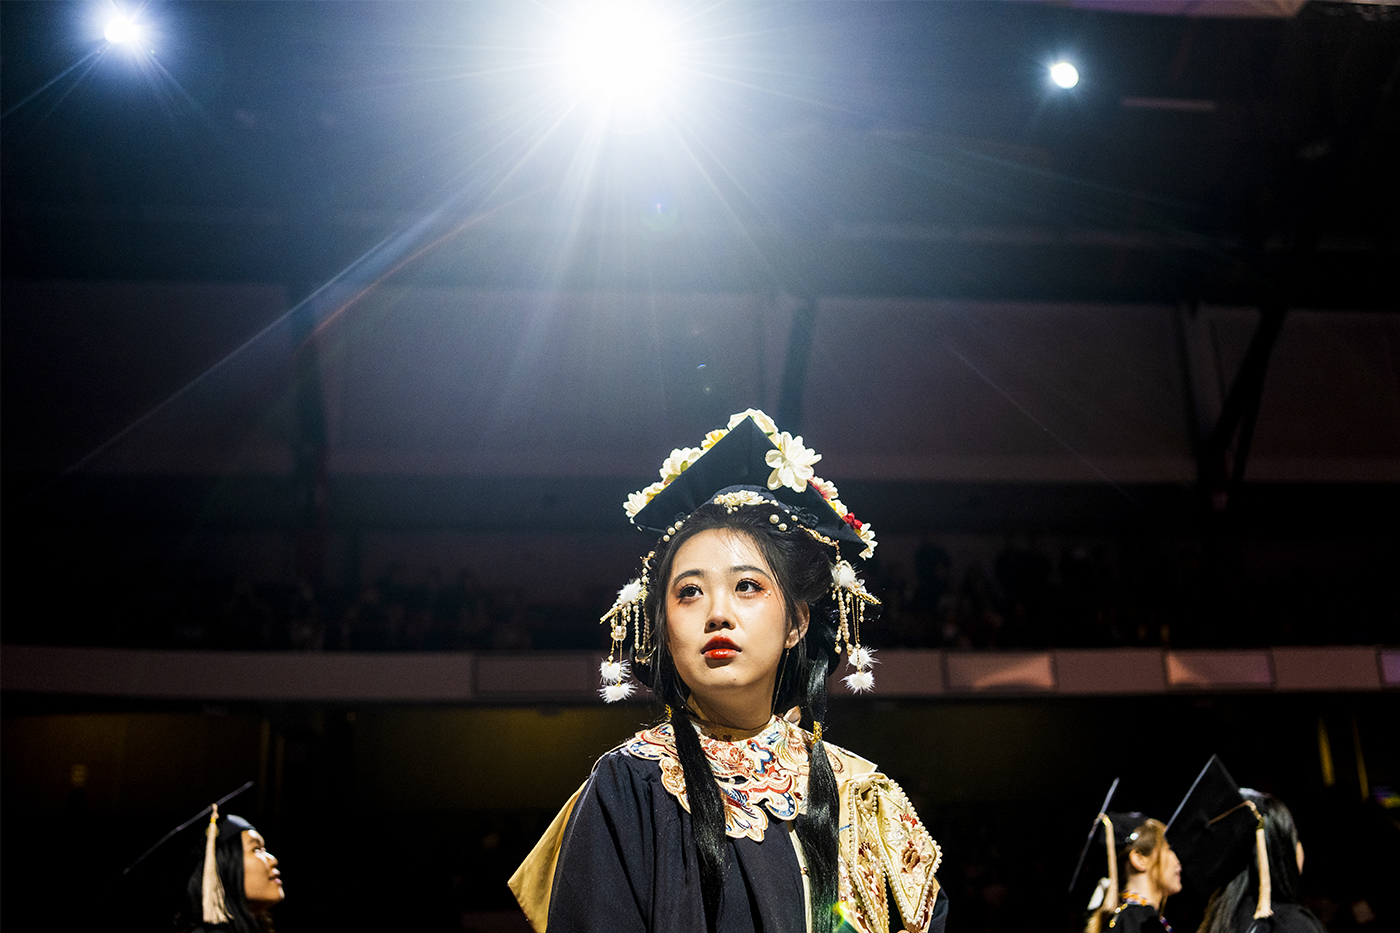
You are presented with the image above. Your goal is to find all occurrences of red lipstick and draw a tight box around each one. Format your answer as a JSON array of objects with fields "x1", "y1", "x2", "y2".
[{"x1": 703, "y1": 636, "x2": 739, "y2": 659}]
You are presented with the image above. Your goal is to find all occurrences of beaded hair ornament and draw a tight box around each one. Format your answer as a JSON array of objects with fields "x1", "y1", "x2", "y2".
[{"x1": 599, "y1": 409, "x2": 880, "y2": 702}]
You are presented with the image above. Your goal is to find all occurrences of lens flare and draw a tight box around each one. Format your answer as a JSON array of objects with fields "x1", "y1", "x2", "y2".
[
  {"x1": 1050, "y1": 61, "x2": 1079, "y2": 89},
  {"x1": 104, "y1": 16, "x2": 141, "y2": 45},
  {"x1": 565, "y1": 2, "x2": 677, "y2": 110}
]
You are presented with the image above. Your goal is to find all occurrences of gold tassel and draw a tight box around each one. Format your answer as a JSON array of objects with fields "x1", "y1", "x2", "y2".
[
  {"x1": 1099, "y1": 813, "x2": 1120, "y2": 913},
  {"x1": 1246, "y1": 801, "x2": 1272, "y2": 919},
  {"x1": 201, "y1": 804, "x2": 230, "y2": 924}
]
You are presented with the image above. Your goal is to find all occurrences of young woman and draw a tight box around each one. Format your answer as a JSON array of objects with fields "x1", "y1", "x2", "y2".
[
  {"x1": 182, "y1": 808, "x2": 284, "y2": 933},
  {"x1": 1082, "y1": 812, "x2": 1183, "y2": 933},
  {"x1": 1197, "y1": 791, "x2": 1324, "y2": 933},
  {"x1": 510, "y1": 411, "x2": 946, "y2": 933}
]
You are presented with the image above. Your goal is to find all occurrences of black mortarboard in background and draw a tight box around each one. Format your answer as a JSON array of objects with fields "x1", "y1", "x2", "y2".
[
  {"x1": 631, "y1": 416, "x2": 865, "y2": 551},
  {"x1": 1166, "y1": 756, "x2": 1258, "y2": 896},
  {"x1": 120, "y1": 781, "x2": 256, "y2": 879}
]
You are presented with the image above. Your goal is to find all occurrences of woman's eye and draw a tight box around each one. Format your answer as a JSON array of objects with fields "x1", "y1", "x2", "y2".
[
  {"x1": 736, "y1": 579, "x2": 763, "y2": 593},
  {"x1": 677, "y1": 584, "x2": 700, "y2": 599}
]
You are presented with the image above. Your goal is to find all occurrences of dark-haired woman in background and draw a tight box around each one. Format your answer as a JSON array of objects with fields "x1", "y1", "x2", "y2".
[
  {"x1": 182, "y1": 808, "x2": 284, "y2": 933},
  {"x1": 510, "y1": 411, "x2": 945, "y2": 933},
  {"x1": 1198, "y1": 790, "x2": 1324, "y2": 933}
]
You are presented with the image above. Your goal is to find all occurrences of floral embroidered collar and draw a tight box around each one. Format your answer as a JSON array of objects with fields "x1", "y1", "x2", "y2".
[{"x1": 621, "y1": 716, "x2": 847, "y2": 841}]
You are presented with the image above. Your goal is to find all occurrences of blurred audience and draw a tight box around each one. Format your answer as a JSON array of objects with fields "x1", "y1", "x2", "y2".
[{"x1": 12, "y1": 533, "x2": 1395, "y2": 652}]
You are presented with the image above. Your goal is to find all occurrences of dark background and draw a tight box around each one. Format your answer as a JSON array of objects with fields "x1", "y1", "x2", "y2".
[{"x1": 3, "y1": 2, "x2": 1398, "y2": 931}]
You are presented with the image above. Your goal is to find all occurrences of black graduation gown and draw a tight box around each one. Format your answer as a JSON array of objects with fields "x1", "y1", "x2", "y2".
[
  {"x1": 546, "y1": 751, "x2": 948, "y2": 933},
  {"x1": 1107, "y1": 904, "x2": 1171, "y2": 932}
]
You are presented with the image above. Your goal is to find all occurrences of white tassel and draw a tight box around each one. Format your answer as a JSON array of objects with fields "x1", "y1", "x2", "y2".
[
  {"x1": 1087, "y1": 876, "x2": 1111, "y2": 911},
  {"x1": 599, "y1": 659, "x2": 628, "y2": 685},
  {"x1": 201, "y1": 805, "x2": 230, "y2": 923},
  {"x1": 616, "y1": 580, "x2": 643, "y2": 605},
  {"x1": 601, "y1": 681, "x2": 636, "y2": 703},
  {"x1": 842, "y1": 669, "x2": 875, "y2": 693},
  {"x1": 848, "y1": 646, "x2": 877, "y2": 670}
]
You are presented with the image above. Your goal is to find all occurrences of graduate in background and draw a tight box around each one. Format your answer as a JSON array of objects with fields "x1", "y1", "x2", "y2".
[
  {"x1": 1168, "y1": 757, "x2": 1325, "y2": 933},
  {"x1": 1072, "y1": 779, "x2": 1184, "y2": 933},
  {"x1": 179, "y1": 805, "x2": 284, "y2": 933}
]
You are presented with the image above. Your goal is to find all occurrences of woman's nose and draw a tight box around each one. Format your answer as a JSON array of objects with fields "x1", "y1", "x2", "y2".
[{"x1": 704, "y1": 597, "x2": 734, "y2": 630}]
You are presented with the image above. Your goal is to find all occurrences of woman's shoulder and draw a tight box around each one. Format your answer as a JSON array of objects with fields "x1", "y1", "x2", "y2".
[
  {"x1": 1106, "y1": 904, "x2": 1165, "y2": 932},
  {"x1": 593, "y1": 740, "x2": 666, "y2": 783},
  {"x1": 822, "y1": 739, "x2": 879, "y2": 781}
]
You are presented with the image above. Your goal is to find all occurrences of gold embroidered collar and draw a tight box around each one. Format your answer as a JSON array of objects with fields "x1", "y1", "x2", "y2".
[{"x1": 621, "y1": 716, "x2": 847, "y2": 841}]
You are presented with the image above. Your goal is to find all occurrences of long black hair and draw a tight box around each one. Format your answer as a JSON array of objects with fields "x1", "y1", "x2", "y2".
[
  {"x1": 1198, "y1": 791, "x2": 1304, "y2": 933},
  {"x1": 183, "y1": 814, "x2": 271, "y2": 933},
  {"x1": 632, "y1": 499, "x2": 849, "y2": 933}
]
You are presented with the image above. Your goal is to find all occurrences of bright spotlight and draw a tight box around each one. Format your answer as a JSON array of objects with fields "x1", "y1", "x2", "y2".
[
  {"x1": 1050, "y1": 61, "x2": 1079, "y2": 89},
  {"x1": 104, "y1": 15, "x2": 141, "y2": 45},
  {"x1": 565, "y1": 3, "x2": 677, "y2": 109}
]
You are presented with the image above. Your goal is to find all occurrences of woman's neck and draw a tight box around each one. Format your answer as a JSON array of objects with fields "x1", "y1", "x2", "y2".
[
  {"x1": 1124, "y1": 874, "x2": 1161, "y2": 909},
  {"x1": 685, "y1": 695, "x2": 772, "y2": 734}
]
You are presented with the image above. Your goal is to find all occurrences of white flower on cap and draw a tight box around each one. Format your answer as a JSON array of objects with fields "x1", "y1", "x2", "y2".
[
  {"x1": 764, "y1": 432, "x2": 821, "y2": 492},
  {"x1": 727, "y1": 408, "x2": 778, "y2": 437},
  {"x1": 659, "y1": 446, "x2": 704, "y2": 483},
  {"x1": 856, "y1": 523, "x2": 877, "y2": 559},
  {"x1": 810, "y1": 475, "x2": 840, "y2": 503}
]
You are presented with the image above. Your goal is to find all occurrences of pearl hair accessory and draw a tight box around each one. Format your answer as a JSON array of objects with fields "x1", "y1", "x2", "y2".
[
  {"x1": 598, "y1": 574, "x2": 650, "y2": 702},
  {"x1": 830, "y1": 559, "x2": 880, "y2": 692}
]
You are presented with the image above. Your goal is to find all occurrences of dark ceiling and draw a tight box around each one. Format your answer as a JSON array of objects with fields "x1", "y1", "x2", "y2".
[{"x1": 3, "y1": 1, "x2": 1398, "y2": 307}]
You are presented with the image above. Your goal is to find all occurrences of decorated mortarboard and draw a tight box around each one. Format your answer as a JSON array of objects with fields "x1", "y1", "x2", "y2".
[
  {"x1": 599, "y1": 409, "x2": 881, "y2": 701},
  {"x1": 627, "y1": 411, "x2": 874, "y2": 557},
  {"x1": 1068, "y1": 778, "x2": 1144, "y2": 911},
  {"x1": 1167, "y1": 755, "x2": 1273, "y2": 919}
]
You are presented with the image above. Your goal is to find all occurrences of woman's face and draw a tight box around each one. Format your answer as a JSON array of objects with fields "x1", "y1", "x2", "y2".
[
  {"x1": 241, "y1": 829, "x2": 284, "y2": 910},
  {"x1": 665, "y1": 529, "x2": 807, "y2": 723},
  {"x1": 1158, "y1": 842, "x2": 1183, "y2": 896}
]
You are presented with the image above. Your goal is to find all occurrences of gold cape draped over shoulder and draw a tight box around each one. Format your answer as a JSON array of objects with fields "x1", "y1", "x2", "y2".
[{"x1": 509, "y1": 719, "x2": 942, "y2": 933}]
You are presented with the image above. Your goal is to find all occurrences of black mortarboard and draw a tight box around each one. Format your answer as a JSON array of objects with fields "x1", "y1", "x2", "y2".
[
  {"x1": 1167, "y1": 756, "x2": 1273, "y2": 917},
  {"x1": 1165, "y1": 756, "x2": 1257, "y2": 894},
  {"x1": 631, "y1": 416, "x2": 866, "y2": 552},
  {"x1": 121, "y1": 780, "x2": 255, "y2": 878}
]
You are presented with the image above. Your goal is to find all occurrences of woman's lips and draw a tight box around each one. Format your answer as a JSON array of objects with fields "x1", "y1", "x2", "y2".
[{"x1": 703, "y1": 637, "x2": 739, "y2": 659}]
